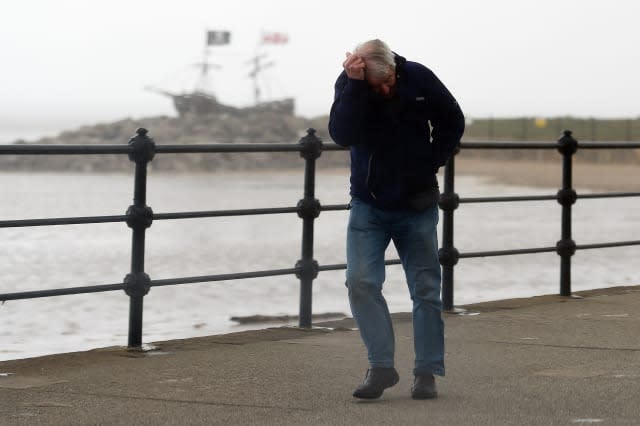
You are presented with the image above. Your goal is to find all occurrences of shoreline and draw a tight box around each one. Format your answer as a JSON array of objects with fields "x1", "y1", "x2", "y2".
[
  {"x1": 2, "y1": 157, "x2": 636, "y2": 192},
  {"x1": 454, "y1": 157, "x2": 640, "y2": 191}
]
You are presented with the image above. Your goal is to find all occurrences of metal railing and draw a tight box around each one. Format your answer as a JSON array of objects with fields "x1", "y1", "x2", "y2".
[
  {"x1": 438, "y1": 131, "x2": 640, "y2": 310},
  {"x1": 1, "y1": 128, "x2": 639, "y2": 348}
]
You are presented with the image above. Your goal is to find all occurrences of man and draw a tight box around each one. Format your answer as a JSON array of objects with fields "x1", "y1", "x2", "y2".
[{"x1": 328, "y1": 39, "x2": 464, "y2": 400}]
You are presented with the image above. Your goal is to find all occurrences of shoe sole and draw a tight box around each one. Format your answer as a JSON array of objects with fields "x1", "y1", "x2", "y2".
[
  {"x1": 411, "y1": 390, "x2": 437, "y2": 400},
  {"x1": 353, "y1": 375, "x2": 400, "y2": 399}
]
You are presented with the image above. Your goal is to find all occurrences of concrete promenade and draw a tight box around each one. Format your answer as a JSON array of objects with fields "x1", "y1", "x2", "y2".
[{"x1": 1, "y1": 286, "x2": 639, "y2": 425}]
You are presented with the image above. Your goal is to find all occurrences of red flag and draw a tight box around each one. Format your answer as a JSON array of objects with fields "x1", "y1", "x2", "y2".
[{"x1": 261, "y1": 32, "x2": 289, "y2": 44}]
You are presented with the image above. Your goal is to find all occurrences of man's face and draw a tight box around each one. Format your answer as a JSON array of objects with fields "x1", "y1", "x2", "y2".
[{"x1": 365, "y1": 70, "x2": 396, "y2": 98}]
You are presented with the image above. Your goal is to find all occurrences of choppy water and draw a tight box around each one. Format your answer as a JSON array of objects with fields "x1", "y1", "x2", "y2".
[{"x1": 1, "y1": 169, "x2": 638, "y2": 361}]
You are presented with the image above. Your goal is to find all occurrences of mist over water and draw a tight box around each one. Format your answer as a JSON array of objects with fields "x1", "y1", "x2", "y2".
[
  {"x1": 0, "y1": 114, "x2": 169, "y2": 144},
  {"x1": 0, "y1": 127, "x2": 59, "y2": 144},
  {"x1": 0, "y1": 118, "x2": 94, "y2": 144},
  {"x1": 0, "y1": 169, "x2": 637, "y2": 361}
]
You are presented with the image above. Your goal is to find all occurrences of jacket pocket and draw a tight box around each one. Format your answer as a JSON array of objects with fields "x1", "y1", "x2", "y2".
[{"x1": 408, "y1": 187, "x2": 440, "y2": 211}]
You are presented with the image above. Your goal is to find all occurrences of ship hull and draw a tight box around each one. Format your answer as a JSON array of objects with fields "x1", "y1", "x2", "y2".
[{"x1": 172, "y1": 92, "x2": 294, "y2": 117}]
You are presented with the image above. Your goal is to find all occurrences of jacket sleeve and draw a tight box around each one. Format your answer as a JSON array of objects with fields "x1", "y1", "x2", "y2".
[
  {"x1": 328, "y1": 71, "x2": 371, "y2": 147},
  {"x1": 423, "y1": 68, "x2": 465, "y2": 169}
]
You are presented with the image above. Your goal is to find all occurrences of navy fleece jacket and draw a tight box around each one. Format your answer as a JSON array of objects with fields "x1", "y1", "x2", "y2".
[{"x1": 329, "y1": 54, "x2": 465, "y2": 210}]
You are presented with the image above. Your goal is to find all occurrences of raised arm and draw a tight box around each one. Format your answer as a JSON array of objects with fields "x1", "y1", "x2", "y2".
[{"x1": 328, "y1": 52, "x2": 371, "y2": 147}]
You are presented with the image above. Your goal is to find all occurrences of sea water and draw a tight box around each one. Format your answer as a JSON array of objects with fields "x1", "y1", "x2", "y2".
[{"x1": 0, "y1": 169, "x2": 638, "y2": 361}]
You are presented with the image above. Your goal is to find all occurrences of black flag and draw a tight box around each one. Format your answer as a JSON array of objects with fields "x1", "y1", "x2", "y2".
[{"x1": 207, "y1": 30, "x2": 231, "y2": 46}]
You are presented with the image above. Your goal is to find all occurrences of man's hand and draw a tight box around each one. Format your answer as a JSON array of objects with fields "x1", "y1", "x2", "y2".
[{"x1": 343, "y1": 52, "x2": 365, "y2": 80}]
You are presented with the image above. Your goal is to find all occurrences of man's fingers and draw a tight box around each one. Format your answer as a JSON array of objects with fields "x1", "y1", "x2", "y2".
[
  {"x1": 342, "y1": 51, "x2": 366, "y2": 79},
  {"x1": 343, "y1": 54, "x2": 364, "y2": 69}
]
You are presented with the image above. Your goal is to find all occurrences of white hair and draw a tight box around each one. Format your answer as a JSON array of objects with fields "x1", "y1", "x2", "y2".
[{"x1": 354, "y1": 39, "x2": 395, "y2": 79}]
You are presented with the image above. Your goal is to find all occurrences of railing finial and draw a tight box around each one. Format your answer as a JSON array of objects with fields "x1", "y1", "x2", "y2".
[
  {"x1": 558, "y1": 130, "x2": 578, "y2": 156},
  {"x1": 299, "y1": 128, "x2": 322, "y2": 160},
  {"x1": 128, "y1": 128, "x2": 156, "y2": 164}
]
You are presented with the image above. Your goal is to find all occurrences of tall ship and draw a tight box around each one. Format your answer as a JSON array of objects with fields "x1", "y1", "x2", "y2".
[{"x1": 146, "y1": 30, "x2": 294, "y2": 117}]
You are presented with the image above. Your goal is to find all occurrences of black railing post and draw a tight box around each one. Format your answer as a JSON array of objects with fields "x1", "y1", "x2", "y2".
[
  {"x1": 556, "y1": 130, "x2": 578, "y2": 296},
  {"x1": 124, "y1": 128, "x2": 155, "y2": 348},
  {"x1": 296, "y1": 128, "x2": 322, "y2": 328},
  {"x1": 438, "y1": 147, "x2": 461, "y2": 311}
]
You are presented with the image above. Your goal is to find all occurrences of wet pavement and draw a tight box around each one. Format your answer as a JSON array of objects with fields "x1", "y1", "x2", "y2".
[{"x1": 1, "y1": 285, "x2": 639, "y2": 425}]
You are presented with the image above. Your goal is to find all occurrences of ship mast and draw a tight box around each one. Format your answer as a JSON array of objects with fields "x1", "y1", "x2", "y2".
[
  {"x1": 193, "y1": 30, "x2": 229, "y2": 93},
  {"x1": 194, "y1": 44, "x2": 221, "y2": 93},
  {"x1": 246, "y1": 53, "x2": 274, "y2": 106}
]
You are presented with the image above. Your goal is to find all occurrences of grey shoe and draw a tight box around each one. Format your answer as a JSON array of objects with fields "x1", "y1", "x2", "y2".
[
  {"x1": 411, "y1": 374, "x2": 438, "y2": 399},
  {"x1": 352, "y1": 367, "x2": 399, "y2": 399}
]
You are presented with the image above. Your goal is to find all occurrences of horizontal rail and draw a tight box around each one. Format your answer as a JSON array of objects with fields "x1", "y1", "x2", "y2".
[
  {"x1": 0, "y1": 283, "x2": 125, "y2": 302},
  {"x1": 321, "y1": 204, "x2": 350, "y2": 211},
  {"x1": 155, "y1": 142, "x2": 350, "y2": 153},
  {"x1": 1, "y1": 204, "x2": 352, "y2": 228},
  {"x1": 458, "y1": 240, "x2": 640, "y2": 259},
  {"x1": 155, "y1": 204, "x2": 350, "y2": 220},
  {"x1": 578, "y1": 192, "x2": 640, "y2": 199},
  {"x1": 322, "y1": 144, "x2": 349, "y2": 151},
  {"x1": 0, "y1": 145, "x2": 131, "y2": 155},
  {"x1": 151, "y1": 268, "x2": 301, "y2": 287},
  {"x1": 154, "y1": 207, "x2": 299, "y2": 220},
  {"x1": 0, "y1": 143, "x2": 311, "y2": 156},
  {"x1": 460, "y1": 195, "x2": 557, "y2": 203},
  {"x1": 458, "y1": 140, "x2": 640, "y2": 149},
  {"x1": 152, "y1": 259, "x2": 404, "y2": 287},
  {"x1": 2, "y1": 140, "x2": 638, "y2": 156},
  {"x1": 318, "y1": 263, "x2": 348, "y2": 272},
  {"x1": 460, "y1": 246, "x2": 558, "y2": 258},
  {"x1": 3, "y1": 195, "x2": 635, "y2": 229},
  {"x1": 0, "y1": 259, "x2": 407, "y2": 301},
  {"x1": 5, "y1": 195, "x2": 636, "y2": 229},
  {"x1": 155, "y1": 144, "x2": 303, "y2": 154},
  {"x1": 460, "y1": 192, "x2": 640, "y2": 204},
  {"x1": 459, "y1": 141, "x2": 558, "y2": 149},
  {"x1": 0, "y1": 215, "x2": 128, "y2": 228},
  {"x1": 578, "y1": 142, "x2": 640, "y2": 149},
  {"x1": 319, "y1": 259, "x2": 401, "y2": 272},
  {"x1": 576, "y1": 241, "x2": 640, "y2": 250},
  {"x1": 2, "y1": 236, "x2": 636, "y2": 300}
]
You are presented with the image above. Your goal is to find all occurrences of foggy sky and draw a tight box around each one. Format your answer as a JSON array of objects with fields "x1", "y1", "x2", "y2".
[{"x1": 1, "y1": 0, "x2": 639, "y2": 140}]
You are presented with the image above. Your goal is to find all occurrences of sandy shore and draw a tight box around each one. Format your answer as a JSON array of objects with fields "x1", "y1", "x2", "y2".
[
  {"x1": 322, "y1": 157, "x2": 639, "y2": 192},
  {"x1": 454, "y1": 157, "x2": 640, "y2": 192}
]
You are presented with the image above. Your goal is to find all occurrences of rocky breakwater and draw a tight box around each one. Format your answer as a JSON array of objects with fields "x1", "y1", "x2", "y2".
[{"x1": 2, "y1": 112, "x2": 341, "y2": 172}]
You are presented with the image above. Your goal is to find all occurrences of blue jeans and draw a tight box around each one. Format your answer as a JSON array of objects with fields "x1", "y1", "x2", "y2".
[{"x1": 346, "y1": 197, "x2": 445, "y2": 376}]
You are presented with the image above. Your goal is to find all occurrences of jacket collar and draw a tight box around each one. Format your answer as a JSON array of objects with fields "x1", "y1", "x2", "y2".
[{"x1": 393, "y1": 52, "x2": 407, "y2": 77}]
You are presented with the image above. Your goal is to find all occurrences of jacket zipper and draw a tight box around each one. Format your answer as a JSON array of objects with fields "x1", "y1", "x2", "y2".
[{"x1": 366, "y1": 153, "x2": 377, "y2": 199}]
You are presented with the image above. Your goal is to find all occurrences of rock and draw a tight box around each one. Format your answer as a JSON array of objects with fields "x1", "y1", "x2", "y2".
[{"x1": 1, "y1": 112, "x2": 340, "y2": 172}]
